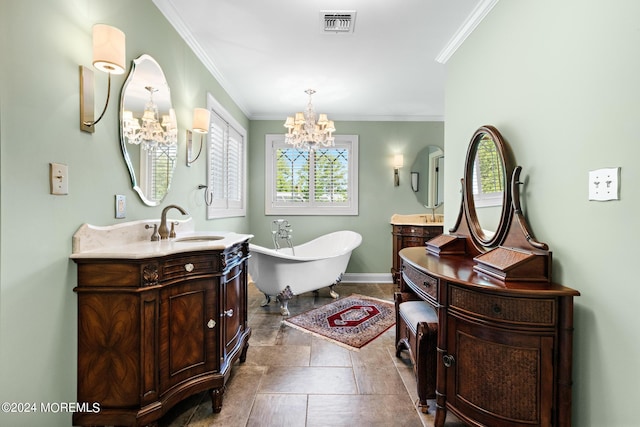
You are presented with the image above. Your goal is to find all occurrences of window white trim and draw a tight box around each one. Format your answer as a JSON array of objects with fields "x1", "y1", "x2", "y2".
[
  {"x1": 206, "y1": 92, "x2": 247, "y2": 219},
  {"x1": 265, "y1": 134, "x2": 359, "y2": 216}
]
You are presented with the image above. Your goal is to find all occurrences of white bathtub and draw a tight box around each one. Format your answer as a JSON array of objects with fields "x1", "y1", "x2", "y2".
[{"x1": 248, "y1": 230, "x2": 362, "y2": 315}]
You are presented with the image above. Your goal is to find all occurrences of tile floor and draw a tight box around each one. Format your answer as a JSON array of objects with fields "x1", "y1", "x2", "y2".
[{"x1": 159, "y1": 282, "x2": 464, "y2": 427}]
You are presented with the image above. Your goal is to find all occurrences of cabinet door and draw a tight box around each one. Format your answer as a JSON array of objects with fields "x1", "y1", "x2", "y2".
[
  {"x1": 159, "y1": 279, "x2": 218, "y2": 392},
  {"x1": 445, "y1": 315, "x2": 554, "y2": 427},
  {"x1": 221, "y1": 263, "x2": 246, "y2": 363}
]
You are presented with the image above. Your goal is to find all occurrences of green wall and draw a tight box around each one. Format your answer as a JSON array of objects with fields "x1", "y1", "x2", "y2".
[
  {"x1": 0, "y1": 0, "x2": 249, "y2": 425},
  {"x1": 444, "y1": 1, "x2": 640, "y2": 425},
  {"x1": 248, "y1": 120, "x2": 444, "y2": 274}
]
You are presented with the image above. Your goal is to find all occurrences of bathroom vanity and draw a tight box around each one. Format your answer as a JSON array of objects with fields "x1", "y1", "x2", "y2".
[
  {"x1": 70, "y1": 219, "x2": 252, "y2": 426},
  {"x1": 390, "y1": 214, "x2": 443, "y2": 286}
]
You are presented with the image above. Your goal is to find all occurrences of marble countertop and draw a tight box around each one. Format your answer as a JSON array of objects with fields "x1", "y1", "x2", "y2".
[
  {"x1": 390, "y1": 213, "x2": 444, "y2": 226},
  {"x1": 70, "y1": 218, "x2": 253, "y2": 259}
]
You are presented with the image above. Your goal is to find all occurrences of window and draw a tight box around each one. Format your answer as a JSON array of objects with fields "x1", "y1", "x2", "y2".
[
  {"x1": 265, "y1": 134, "x2": 358, "y2": 215},
  {"x1": 206, "y1": 93, "x2": 247, "y2": 218},
  {"x1": 471, "y1": 135, "x2": 504, "y2": 207}
]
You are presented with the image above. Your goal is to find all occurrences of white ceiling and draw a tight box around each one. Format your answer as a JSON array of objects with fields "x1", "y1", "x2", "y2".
[{"x1": 152, "y1": 0, "x2": 495, "y2": 122}]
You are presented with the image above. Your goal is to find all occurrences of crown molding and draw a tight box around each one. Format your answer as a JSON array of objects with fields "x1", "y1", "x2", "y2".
[
  {"x1": 435, "y1": 0, "x2": 499, "y2": 64},
  {"x1": 152, "y1": 0, "x2": 251, "y2": 117}
]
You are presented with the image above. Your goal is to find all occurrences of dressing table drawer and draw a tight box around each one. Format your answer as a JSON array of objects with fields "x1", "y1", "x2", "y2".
[
  {"x1": 449, "y1": 285, "x2": 556, "y2": 326},
  {"x1": 402, "y1": 262, "x2": 438, "y2": 303}
]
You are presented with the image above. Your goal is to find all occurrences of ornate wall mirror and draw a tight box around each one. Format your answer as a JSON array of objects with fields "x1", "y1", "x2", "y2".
[
  {"x1": 119, "y1": 54, "x2": 177, "y2": 206},
  {"x1": 427, "y1": 125, "x2": 551, "y2": 282},
  {"x1": 410, "y1": 145, "x2": 444, "y2": 208}
]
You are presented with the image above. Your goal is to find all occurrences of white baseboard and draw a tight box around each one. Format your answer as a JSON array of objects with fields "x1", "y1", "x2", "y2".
[{"x1": 342, "y1": 273, "x2": 393, "y2": 283}]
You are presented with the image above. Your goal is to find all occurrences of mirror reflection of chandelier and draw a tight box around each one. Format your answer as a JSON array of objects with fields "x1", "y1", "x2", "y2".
[
  {"x1": 122, "y1": 86, "x2": 177, "y2": 151},
  {"x1": 284, "y1": 89, "x2": 335, "y2": 150}
]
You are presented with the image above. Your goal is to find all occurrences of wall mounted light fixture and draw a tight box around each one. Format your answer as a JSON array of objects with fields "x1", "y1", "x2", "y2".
[
  {"x1": 80, "y1": 24, "x2": 126, "y2": 133},
  {"x1": 411, "y1": 172, "x2": 419, "y2": 192},
  {"x1": 393, "y1": 154, "x2": 404, "y2": 186},
  {"x1": 186, "y1": 107, "x2": 211, "y2": 166}
]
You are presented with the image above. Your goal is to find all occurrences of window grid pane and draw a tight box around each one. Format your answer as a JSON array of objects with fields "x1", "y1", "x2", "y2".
[{"x1": 313, "y1": 148, "x2": 349, "y2": 203}]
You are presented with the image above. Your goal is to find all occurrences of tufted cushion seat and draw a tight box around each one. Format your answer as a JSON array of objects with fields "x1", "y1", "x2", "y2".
[{"x1": 395, "y1": 296, "x2": 438, "y2": 413}]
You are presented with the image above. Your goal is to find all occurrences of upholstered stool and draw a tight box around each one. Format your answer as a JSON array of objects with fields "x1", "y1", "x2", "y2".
[{"x1": 395, "y1": 297, "x2": 438, "y2": 413}]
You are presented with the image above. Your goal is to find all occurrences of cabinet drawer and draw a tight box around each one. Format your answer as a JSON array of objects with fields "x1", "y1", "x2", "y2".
[
  {"x1": 402, "y1": 262, "x2": 438, "y2": 303},
  {"x1": 449, "y1": 285, "x2": 556, "y2": 326},
  {"x1": 403, "y1": 237, "x2": 427, "y2": 247},
  {"x1": 162, "y1": 254, "x2": 217, "y2": 281}
]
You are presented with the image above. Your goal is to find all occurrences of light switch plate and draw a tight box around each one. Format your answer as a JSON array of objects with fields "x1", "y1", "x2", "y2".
[
  {"x1": 115, "y1": 195, "x2": 126, "y2": 218},
  {"x1": 50, "y1": 163, "x2": 68, "y2": 195},
  {"x1": 588, "y1": 167, "x2": 620, "y2": 201}
]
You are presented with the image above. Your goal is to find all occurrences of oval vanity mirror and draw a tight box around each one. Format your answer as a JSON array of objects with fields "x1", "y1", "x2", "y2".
[
  {"x1": 119, "y1": 54, "x2": 177, "y2": 206},
  {"x1": 410, "y1": 145, "x2": 444, "y2": 208},
  {"x1": 462, "y1": 125, "x2": 514, "y2": 250}
]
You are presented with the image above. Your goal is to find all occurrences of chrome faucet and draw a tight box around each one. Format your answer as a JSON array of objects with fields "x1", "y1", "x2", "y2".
[{"x1": 159, "y1": 204, "x2": 189, "y2": 239}]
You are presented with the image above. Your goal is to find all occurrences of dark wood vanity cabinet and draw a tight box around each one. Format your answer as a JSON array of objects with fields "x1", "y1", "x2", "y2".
[
  {"x1": 400, "y1": 247, "x2": 578, "y2": 427},
  {"x1": 72, "y1": 242, "x2": 251, "y2": 427},
  {"x1": 391, "y1": 224, "x2": 442, "y2": 285}
]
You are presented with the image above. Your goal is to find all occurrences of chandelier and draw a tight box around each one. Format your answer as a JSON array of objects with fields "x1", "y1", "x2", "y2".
[
  {"x1": 284, "y1": 89, "x2": 335, "y2": 150},
  {"x1": 122, "y1": 86, "x2": 177, "y2": 151}
]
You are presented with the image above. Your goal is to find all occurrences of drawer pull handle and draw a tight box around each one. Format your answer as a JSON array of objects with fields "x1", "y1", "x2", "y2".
[
  {"x1": 207, "y1": 319, "x2": 216, "y2": 329},
  {"x1": 492, "y1": 304, "x2": 502, "y2": 314},
  {"x1": 423, "y1": 281, "x2": 431, "y2": 287},
  {"x1": 443, "y1": 354, "x2": 455, "y2": 368},
  {"x1": 184, "y1": 263, "x2": 195, "y2": 272},
  {"x1": 222, "y1": 309, "x2": 234, "y2": 318}
]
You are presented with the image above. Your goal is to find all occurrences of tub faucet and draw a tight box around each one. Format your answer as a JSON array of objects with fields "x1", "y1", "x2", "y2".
[{"x1": 159, "y1": 204, "x2": 189, "y2": 239}]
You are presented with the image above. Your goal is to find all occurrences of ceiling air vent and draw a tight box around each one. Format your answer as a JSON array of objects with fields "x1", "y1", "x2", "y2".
[{"x1": 321, "y1": 10, "x2": 356, "y2": 33}]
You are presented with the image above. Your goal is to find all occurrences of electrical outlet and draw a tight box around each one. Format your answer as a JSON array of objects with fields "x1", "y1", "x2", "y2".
[
  {"x1": 115, "y1": 195, "x2": 126, "y2": 218},
  {"x1": 588, "y1": 167, "x2": 620, "y2": 201},
  {"x1": 50, "y1": 163, "x2": 69, "y2": 195}
]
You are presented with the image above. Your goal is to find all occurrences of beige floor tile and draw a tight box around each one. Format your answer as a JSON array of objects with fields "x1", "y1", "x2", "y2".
[
  {"x1": 310, "y1": 338, "x2": 353, "y2": 367},
  {"x1": 246, "y1": 394, "x2": 308, "y2": 427},
  {"x1": 306, "y1": 394, "x2": 423, "y2": 427},
  {"x1": 258, "y1": 366, "x2": 358, "y2": 394}
]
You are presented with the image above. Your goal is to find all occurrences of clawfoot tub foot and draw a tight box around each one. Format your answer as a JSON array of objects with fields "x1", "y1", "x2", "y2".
[
  {"x1": 329, "y1": 286, "x2": 339, "y2": 299},
  {"x1": 260, "y1": 294, "x2": 271, "y2": 307},
  {"x1": 329, "y1": 273, "x2": 343, "y2": 299},
  {"x1": 277, "y1": 286, "x2": 294, "y2": 316}
]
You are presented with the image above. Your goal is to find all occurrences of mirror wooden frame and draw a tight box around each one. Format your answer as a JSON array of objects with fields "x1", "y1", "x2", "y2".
[
  {"x1": 461, "y1": 125, "x2": 513, "y2": 251},
  {"x1": 426, "y1": 125, "x2": 552, "y2": 282}
]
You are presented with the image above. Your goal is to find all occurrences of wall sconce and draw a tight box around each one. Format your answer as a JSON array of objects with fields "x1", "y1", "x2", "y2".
[
  {"x1": 411, "y1": 172, "x2": 419, "y2": 192},
  {"x1": 80, "y1": 24, "x2": 126, "y2": 133},
  {"x1": 393, "y1": 154, "x2": 404, "y2": 186},
  {"x1": 186, "y1": 107, "x2": 211, "y2": 166}
]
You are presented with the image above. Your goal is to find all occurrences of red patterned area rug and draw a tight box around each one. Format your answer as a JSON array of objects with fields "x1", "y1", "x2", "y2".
[{"x1": 284, "y1": 294, "x2": 395, "y2": 351}]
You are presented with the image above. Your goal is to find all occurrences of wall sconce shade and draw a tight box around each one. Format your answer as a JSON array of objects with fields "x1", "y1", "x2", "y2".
[
  {"x1": 192, "y1": 108, "x2": 211, "y2": 134},
  {"x1": 393, "y1": 154, "x2": 404, "y2": 169},
  {"x1": 411, "y1": 172, "x2": 419, "y2": 192},
  {"x1": 92, "y1": 24, "x2": 126, "y2": 75},
  {"x1": 80, "y1": 24, "x2": 126, "y2": 133},
  {"x1": 393, "y1": 154, "x2": 404, "y2": 187},
  {"x1": 187, "y1": 107, "x2": 211, "y2": 166}
]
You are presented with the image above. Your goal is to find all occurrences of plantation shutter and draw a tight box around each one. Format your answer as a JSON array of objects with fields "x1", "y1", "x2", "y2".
[
  {"x1": 227, "y1": 125, "x2": 243, "y2": 209},
  {"x1": 208, "y1": 110, "x2": 227, "y2": 209}
]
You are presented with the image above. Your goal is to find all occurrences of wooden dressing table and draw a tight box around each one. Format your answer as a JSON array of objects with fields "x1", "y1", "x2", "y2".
[{"x1": 398, "y1": 126, "x2": 579, "y2": 427}]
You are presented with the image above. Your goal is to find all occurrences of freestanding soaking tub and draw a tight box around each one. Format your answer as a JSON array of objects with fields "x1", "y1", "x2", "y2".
[{"x1": 248, "y1": 230, "x2": 362, "y2": 315}]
